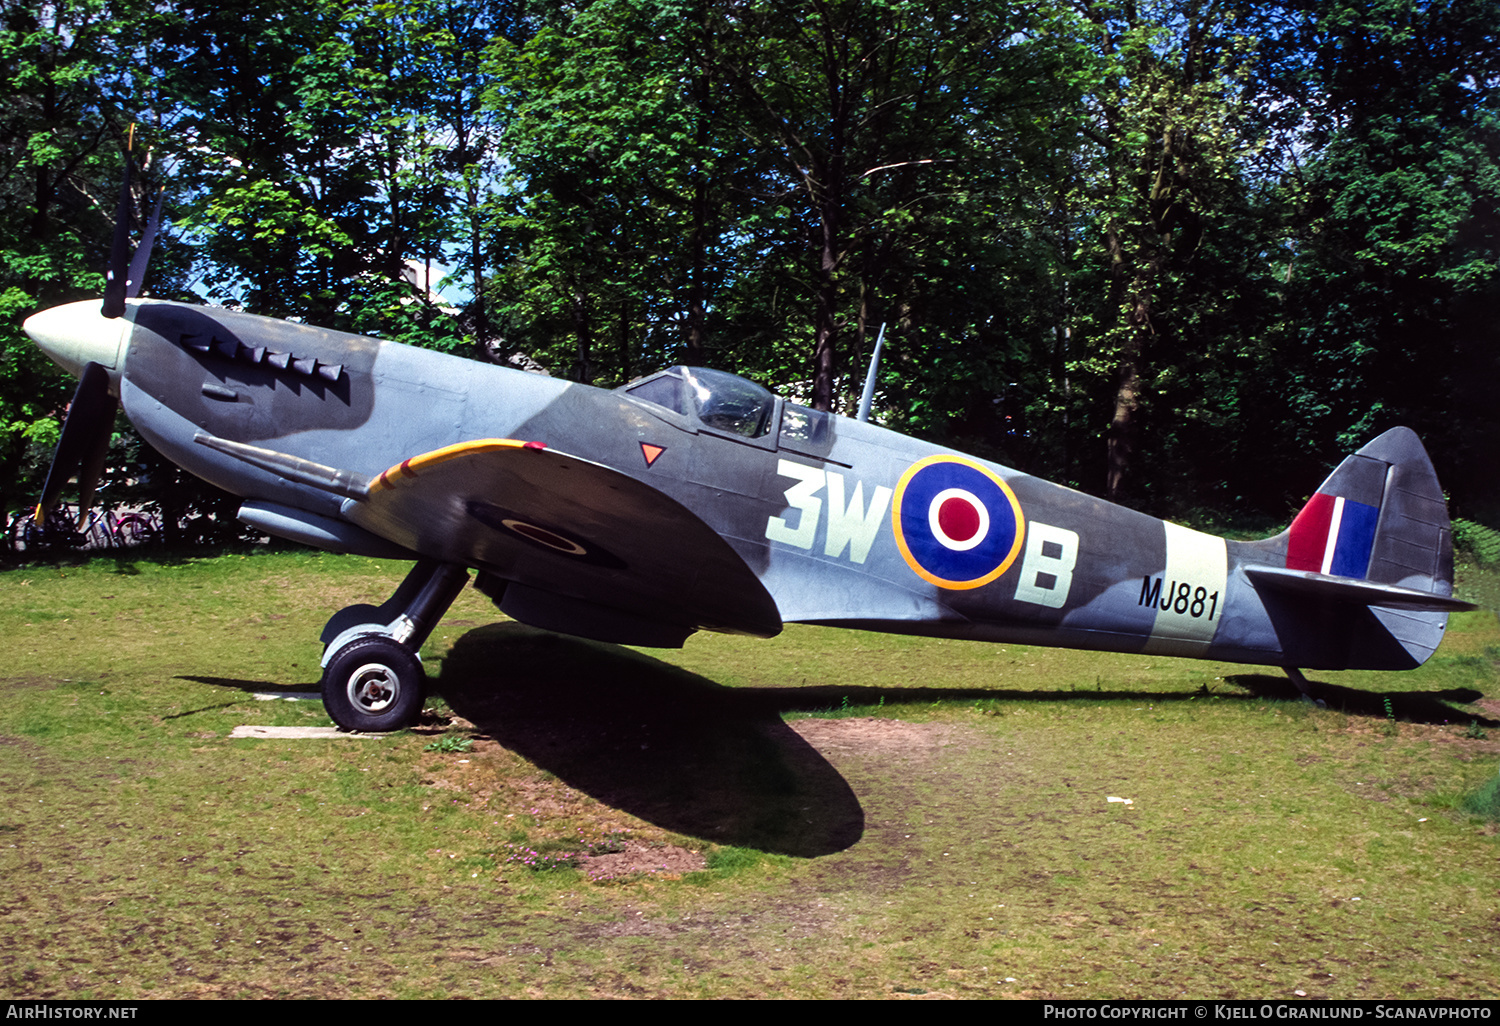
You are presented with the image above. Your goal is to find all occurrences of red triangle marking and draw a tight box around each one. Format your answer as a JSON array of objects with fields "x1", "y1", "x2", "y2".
[{"x1": 640, "y1": 442, "x2": 666, "y2": 467}]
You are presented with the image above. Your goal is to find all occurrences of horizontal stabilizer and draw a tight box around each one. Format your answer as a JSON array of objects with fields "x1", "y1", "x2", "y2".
[{"x1": 1246, "y1": 565, "x2": 1475, "y2": 612}]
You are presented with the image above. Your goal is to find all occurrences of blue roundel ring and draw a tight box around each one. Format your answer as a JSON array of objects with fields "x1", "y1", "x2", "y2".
[{"x1": 891, "y1": 455, "x2": 1025, "y2": 590}]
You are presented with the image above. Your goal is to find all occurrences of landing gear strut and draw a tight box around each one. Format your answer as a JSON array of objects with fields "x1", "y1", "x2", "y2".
[{"x1": 319, "y1": 559, "x2": 469, "y2": 732}]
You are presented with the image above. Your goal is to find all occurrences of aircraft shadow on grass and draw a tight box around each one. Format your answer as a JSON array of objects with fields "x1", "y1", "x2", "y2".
[
  {"x1": 432, "y1": 625, "x2": 1496, "y2": 849},
  {"x1": 182, "y1": 676, "x2": 319, "y2": 694},
  {"x1": 1223, "y1": 673, "x2": 1491, "y2": 726},
  {"x1": 182, "y1": 630, "x2": 870, "y2": 858},
  {"x1": 433, "y1": 623, "x2": 865, "y2": 857},
  {"x1": 181, "y1": 624, "x2": 1491, "y2": 855}
]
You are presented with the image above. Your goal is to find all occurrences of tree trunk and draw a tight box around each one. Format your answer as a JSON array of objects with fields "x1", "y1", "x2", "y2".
[
  {"x1": 569, "y1": 288, "x2": 595, "y2": 384},
  {"x1": 811, "y1": 221, "x2": 839, "y2": 411},
  {"x1": 1105, "y1": 219, "x2": 1157, "y2": 504},
  {"x1": 1107, "y1": 336, "x2": 1142, "y2": 502}
]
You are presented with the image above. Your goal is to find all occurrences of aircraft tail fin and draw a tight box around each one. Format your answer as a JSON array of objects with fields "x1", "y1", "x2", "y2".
[
  {"x1": 1246, "y1": 427, "x2": 1471, "y2": 669},
  {"x1": 1284, "y1": 427, "x2": 1454, "y2": 592}
]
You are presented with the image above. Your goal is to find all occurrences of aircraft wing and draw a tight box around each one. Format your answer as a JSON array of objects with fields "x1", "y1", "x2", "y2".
[{"x1": 341, "y1": 439, "x2": 783, "y2": 642}]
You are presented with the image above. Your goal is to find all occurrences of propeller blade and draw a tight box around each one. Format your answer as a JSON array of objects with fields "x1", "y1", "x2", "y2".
[
  {"x1": 35, "y1": 362, "x2": 116, "y2": 525},
  {"x1": 76, "y1": 388, "x2": 119, "y2": 518},
  {"x1": 125, "y1": 186, "x2": 163, "y2": 300},
  {"x1": 101, "y1": 157, "x2": 133, "y2": 319}
]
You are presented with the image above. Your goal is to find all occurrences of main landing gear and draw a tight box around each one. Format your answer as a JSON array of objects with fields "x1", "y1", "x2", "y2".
[{"x1": 319, "y1": 559, "x2": 469, "y2": 732}]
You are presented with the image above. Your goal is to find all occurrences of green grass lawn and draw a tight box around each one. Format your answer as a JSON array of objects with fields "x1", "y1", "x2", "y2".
[{"x1": 0, "y1": 548, "x2": 1496, "y2": 998}]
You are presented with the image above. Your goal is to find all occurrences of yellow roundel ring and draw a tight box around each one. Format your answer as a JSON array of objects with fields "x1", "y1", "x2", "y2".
[{"x1": 891, "y1": 454, "x2": 1026, "y2": 590}]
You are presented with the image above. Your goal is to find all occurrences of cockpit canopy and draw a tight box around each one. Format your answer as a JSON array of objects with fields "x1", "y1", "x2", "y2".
[
  {"x1": 620, "y1": 366, "x2": 833, "y2": 456},
  {"x1": 622, "y1": 366, "x2": 775, "y2": 439}
]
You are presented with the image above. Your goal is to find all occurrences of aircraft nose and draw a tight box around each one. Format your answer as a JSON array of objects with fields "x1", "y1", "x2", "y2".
[{"x1": 23, "y1": 300, "x2": 130, "y2": 380}]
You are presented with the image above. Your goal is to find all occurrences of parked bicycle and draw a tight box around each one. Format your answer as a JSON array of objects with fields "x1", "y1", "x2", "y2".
[
  {"x1": 8, "y1": 502, "x2": 161, "y2": 555},
  {"x1": 111, "y1": 509, "x2": 160, "y2": 548},
  {"x1": 8, "y1": 504, "x2": 76, "y2": 555}
]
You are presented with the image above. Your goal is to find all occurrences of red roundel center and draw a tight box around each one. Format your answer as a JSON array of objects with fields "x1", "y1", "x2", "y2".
[{"x1": 937, "y1": 496, "x2": 982, "y2": 543}]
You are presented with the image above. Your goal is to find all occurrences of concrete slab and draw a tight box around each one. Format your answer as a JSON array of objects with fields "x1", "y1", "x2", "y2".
[{"x1": 229, "y1": 725, "x2": 380, "y2": 739}]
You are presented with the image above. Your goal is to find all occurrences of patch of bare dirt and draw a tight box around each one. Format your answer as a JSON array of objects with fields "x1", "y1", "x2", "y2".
[
  {"x1": 1323, "y1": 701, "x2": 1499, "y2": 758},
  {"x1": 407, "y1": 709, "x2": 471, "y2": 735},
  {"x1": 580, "y1": 840, "x2": 706, "y2": 882},
  {"x1": 0, "y1": 677, "x2": 66, "y2": 692},
  {"x1": 789, "y1": 716, "x2": 970, "y2": 762},
  {"x1": 579, "y1": 900, "x2": 839, "y2": 940},
  {"x1": 1365, "y1": 708, "x2": 1500, "y2": 758},
  {"x1": 0, "y1": 733, "x2": 45, "y2": 759}
]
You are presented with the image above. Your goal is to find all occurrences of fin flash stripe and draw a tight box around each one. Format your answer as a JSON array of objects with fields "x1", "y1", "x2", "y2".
[{"x1": 1287, "y1": 492, "x2": 1379, "y2": 579}]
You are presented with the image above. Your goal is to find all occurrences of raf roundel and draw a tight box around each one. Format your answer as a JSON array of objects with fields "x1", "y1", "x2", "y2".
[{"x1": 892, "y1": 455, "x2": 1025, "y2": 589}]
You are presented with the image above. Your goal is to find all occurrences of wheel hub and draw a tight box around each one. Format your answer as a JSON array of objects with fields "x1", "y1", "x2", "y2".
[{"x1": 347, "y1": 661, "x2": 400, "y2": 713}]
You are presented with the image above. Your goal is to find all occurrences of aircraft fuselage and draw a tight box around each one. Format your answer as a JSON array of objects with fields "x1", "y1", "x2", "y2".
[{"x1": 26, "y1": 298, "x2": 1458, "y2": 677}]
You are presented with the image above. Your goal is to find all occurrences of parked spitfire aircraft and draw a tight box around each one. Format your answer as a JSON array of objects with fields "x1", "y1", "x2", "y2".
[{"x1": 22, "y1": 163, "x2": 1473, "y2": 732}]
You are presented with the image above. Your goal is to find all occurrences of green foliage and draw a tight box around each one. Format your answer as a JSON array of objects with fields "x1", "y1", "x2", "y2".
[
  {"x1": 423, "y1": 736, "x2": 474, "y2": 753},
  {"x1": 1, "y1": 0, "x2": 1496, "y2": 523},
  {"x1": 1258, "y1": 0, "x2": 1500, "y2": 507},
  {"x1": 1460, "y1": 766, "x2": 1500, "y2": 821},
  {"x1": 485, "y1": 0, "x2": 708, "y2": 383},
  {"x1": 1454, "y1": 519, "x2": 1500, "y2": 568},
  {"x1": 0, "y1": 0, "x2": 146, "y2": 515},
  {"x1": 487, "y1": 0, "x2": 1078, "y2": 408}
]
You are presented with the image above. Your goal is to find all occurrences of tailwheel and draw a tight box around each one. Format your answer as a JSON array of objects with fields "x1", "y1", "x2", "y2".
[{"x1": 321, "y1": 635, "x2": 426, "y2": 732}]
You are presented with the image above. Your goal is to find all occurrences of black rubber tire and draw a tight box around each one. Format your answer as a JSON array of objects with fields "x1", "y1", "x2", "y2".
[{"x1": 321, "y1": 635, "x2": 426, "y2": 732}]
